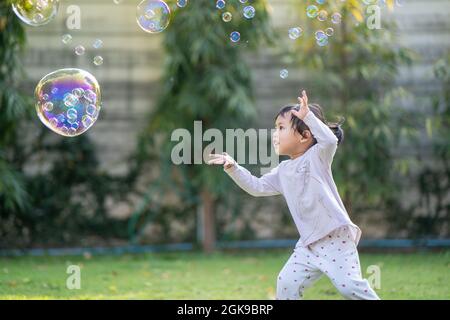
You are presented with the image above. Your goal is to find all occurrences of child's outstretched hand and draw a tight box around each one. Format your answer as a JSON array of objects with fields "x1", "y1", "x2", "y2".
[
  {"x1": 207, "y1": 152, "x2": 236, "y2": 170},
  {"x1": 291, "y1": 90, "x2": 309, "y2": 120}
]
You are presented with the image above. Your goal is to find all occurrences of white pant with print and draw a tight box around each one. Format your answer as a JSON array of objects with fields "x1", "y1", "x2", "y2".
[{"x1": 276, "y1": 225, "x2": 380, "y2": 300}]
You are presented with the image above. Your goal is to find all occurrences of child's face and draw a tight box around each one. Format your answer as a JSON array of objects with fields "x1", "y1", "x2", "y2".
[{"x1": 273, "y1": 113, "x2": 312, "y2": 158}]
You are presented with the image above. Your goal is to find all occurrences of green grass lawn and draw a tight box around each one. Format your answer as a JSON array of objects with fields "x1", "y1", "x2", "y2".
[{"x1": 0, "y1": 250, "x2": 449, "y2": 300}]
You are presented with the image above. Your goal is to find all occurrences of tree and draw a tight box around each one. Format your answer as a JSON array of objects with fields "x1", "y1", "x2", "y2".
[
  {"x1": 0, "y1": 0, "x2": 32, "y2": 244},
  {"x1": 390, "y1": 53, "x2": 450, "y2": 237},
  {"x1": 130, "y1": 0, "x2": 274, "y2": 252},
  {"x1": 0, "y1": 1, "x2": 128, "y2": 248}
]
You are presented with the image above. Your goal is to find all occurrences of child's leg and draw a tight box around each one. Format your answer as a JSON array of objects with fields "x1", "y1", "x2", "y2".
[
  {"x1": 276, "y1": 246, "x2": 323, "y2": 300},
  {"x1": 310, "y1": 226, "x2": 380, "y2": 300}
]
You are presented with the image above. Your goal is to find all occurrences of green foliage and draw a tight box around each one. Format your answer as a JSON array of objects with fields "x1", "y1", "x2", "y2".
[
  {"x1": 0, "y1": 1, "x2": 32, "y2": 217},
  {"x1": 0, "y1": 2, "x2": 128, "y2": 248},
  {"x1": 388, "y1": 53, "x2": 450, "y2": 237},
  {"x1": 129, "y1": 0, "x2": 274, "y2": 243}
]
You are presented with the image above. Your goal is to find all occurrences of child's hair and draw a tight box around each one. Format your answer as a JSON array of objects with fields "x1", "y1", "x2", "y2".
[{"x1": 274, "y1": 103, "x2": 345, "y2": 145}]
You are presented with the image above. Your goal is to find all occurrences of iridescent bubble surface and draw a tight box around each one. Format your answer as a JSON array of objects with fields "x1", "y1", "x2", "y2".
[
  {"x1": 12, "y1": 0, "x2": 60, "y2": 27},
  {"x1": 136, "y1": 0, "x2": 171, "y2": 33},
  {"x1": 35, "y1": 68, "x2": 102, "y2": 137},
  {"x1": 288, "y1": 27, "x2": 303, "y2": 40},
  {"x1": 230, "y1": 31, "x2": 240, "y2": 43}
]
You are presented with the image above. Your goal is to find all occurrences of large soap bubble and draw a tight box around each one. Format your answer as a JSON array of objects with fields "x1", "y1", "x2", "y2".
[
  {"x1": 12, "y1": 0, "x2": 60, "y2": 27},
  {"x1": 136, "y1": 0, "x2": 171, "y2": 33},
  {"x1": 35, "y1": 68, "x2": 102, "y2": 137}
]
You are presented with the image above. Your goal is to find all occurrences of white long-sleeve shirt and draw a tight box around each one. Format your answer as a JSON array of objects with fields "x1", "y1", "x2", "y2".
[{"x1": 224, "y1": 110, "x2": 361, "y2": 247}]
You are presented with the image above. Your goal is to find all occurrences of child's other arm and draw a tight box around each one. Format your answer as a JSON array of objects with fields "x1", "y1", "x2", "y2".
[{"x1": 208, "y1": 153, "x2": 282, "y2": 197}]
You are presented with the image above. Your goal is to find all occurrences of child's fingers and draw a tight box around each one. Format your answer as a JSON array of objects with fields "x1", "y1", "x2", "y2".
[
  {"x1": 209, "y1": 153, "x2": 223, "y2": 159},
  {"x1": 302, "y1": 90, "x2": 308, "y2": 105},
  {"x1": 207, "y1": 158, "x2": 225, "y2": 165},
  {"x1": 291, "y1": 109, "x2": 300, "y2": 118},
  {"x1": 297, "y1": 96, "x2": 306, "y2": 108}
]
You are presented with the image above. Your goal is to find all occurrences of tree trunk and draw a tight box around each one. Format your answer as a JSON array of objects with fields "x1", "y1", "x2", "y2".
[{"x1": 199, "y1": 189, "x2": 216, "y2": 253}]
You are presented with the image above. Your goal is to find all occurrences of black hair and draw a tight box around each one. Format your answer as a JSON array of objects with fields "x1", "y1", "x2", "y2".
[{"x1": 274, "y1": 103, "x2": 345, "y2": 145}]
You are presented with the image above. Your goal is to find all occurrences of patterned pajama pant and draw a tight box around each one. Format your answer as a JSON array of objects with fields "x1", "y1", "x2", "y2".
[{"x1": 276, "y1": 226, "x2": 380, "y2": 300}]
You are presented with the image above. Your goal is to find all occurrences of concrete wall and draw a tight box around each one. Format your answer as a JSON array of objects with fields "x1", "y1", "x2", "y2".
[{"x1": 18, "y1": 0, "x2": 450, "y2": 239}]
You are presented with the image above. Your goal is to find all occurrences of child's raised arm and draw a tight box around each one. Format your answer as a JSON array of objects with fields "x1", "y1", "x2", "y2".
[
  {"x1": 291, "y1": 91, "x2": 338, "y2": 165},
  {"x1": 208, "y1": 153, "x2": 282, "y2": 197}
]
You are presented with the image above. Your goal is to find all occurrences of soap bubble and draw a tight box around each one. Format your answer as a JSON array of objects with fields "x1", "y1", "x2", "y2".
[
  {"x1": 325, "y1": 27, "x2": 334, "y2": 36},
  {"x1": 93, "y1": 56, "x2": 104, "y2": 66},
  {"x1": 74, "y1": 45, "x2": 85, "y2": 56},
  {"x1": 331, "y1": 12, "x2": 342, "y2": 24},
  {"x1": 113, "y1": 0, "x2": 123, "y2": 4},
  {"x1": 239, "y1": 0, "x2": 248, "y2": 3},
  {"x1": 92, "y1": 39, "x2": 103, "y2": 49},
  {"x1": 243, "y1": 6, "x2": 255, "y2": 19},
  {"x1": 315, "y1": 31, "x2": 329, "y2": 46},
  {"x1": 315, "y1": 30, "x2": 326, "y2": 40},
  {"x1": 176, "y1": 0, "x2": 188, "y2": 8},
  {"x1": 12, "y1": 0, "x2": 60, "y2": 27},
  {"x1": 230, "y1": 31, "x2": 240, "y2": 43},
  {"x1": 317, "y1": 10, "x2": 328, "y2": 21},
  {"x1": 136, "y1": 0, "x2": 171, "y2": 33},
  {"x1": 61, "y1": 34, "x2": 72, "y2": 45},
  {"x1": 316, "y1": 0, "x2": 326, "y2": 4},
  {"x1": 63, "y1": 93, "x2": 78, "y2": 107},
  {"x1": 216, "y1": 0, "x2": 226, "y2": 10},
  {"x1": 35, "y1": 68, "x2": 102, "y2": 137},
  {"x1": 306, "y1": 5, "x2": 319, "y2": 18},
  {"x1": 280, "y1": 69, "x2": 289, "y2": 79},
  {"x1": 288, "y1": 27, "x2": 303, "y2": 40},
  {"x1": 222, "y1": 12, "x2": 232, "y2": 22}
]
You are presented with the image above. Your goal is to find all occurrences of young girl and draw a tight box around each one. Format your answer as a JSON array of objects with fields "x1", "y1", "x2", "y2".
[{"x1": 208, "y1": 90, "x2": 380, "y2": 300}]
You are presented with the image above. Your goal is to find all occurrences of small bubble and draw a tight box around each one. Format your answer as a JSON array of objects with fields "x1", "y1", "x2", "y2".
[
  {"x1": 92, "y1": 39, "x2": 103, "y2": 49},
  {"x1": 222, "y1": 12, "x2": 232, "y2": 22},
  {"x1": 43, "y1": 102, "x2": 53, "y2": 112},
  {"x1": 33, "y1": 13, "x2": 44, "y2": 23},
  {"x1": 230, "y1": 31, "x2": 240, "y2": 43},
  {"x1": 306, "y1": 5, "x2": 319, "y2": 18},
  {"x1": 61, "y1": 34, "x2": 72, "y2": 45},
  {"x1": 145, "y1": 9, "x2": 155, "y2": 19},
  {"x1": 331, "y1": 12, "x2": 342, "y2": 24},
  {"x1": 93, "y1": 56, "x2": 104, "y2": 66},
  {"x1": 243, "y1": 6, "x2": 255, "y2": 19},
  {"x1": 74, "y1": 45, "x2": 85, "y2": 56},
  {"x1": 216, "y1": 0, "x2": 226, "y2": 10},
  {"x1": 288, "y1": 27, "x2": 303, "y2": 40},
  {"x1": 72, "y1": 88, "x2": 84, "y2": 98},
  {"x1": 317, "y1": 10, "x2": 328, "y2": 21},
  {"x1": 176, "y1": 0, "x2": 188, "y2": 8},
  {"x1": 325, "y1": 27, "x2": 334, "y2": 36},
  {"x1": 280, "y1": 69, "x2": 288, "y2": 79}
]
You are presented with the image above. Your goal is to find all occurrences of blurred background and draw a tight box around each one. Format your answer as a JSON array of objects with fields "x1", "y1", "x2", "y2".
[{"x1": 1, "y1": 0, "x2": 449, "y2": 254}]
